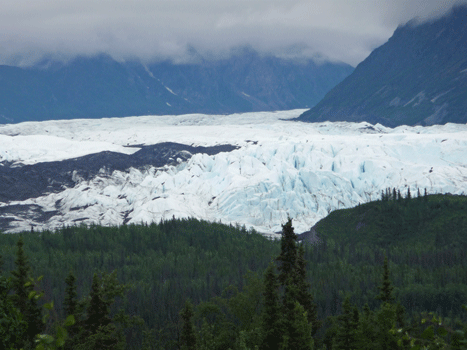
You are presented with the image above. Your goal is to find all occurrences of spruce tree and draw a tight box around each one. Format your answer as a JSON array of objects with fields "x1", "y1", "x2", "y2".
[
  {"x1": 0, "y1": 270, "x2": 27, "y2": 349},
  {"x1": 86, "y1": 273, "x2": 111, "y2": 332},
  {"x1": 64, "y1": 271, "x2": 78, "y2": 317},
  {"x1": 286, "y1": 302, "x2": 314, "y2": 350},
  {"x1": 179, "y1": 299, "x2": 197, "y2": 350},
  {"x1": 11, "y1": 237, "x2": 30, "y2": 319},
  {"x1": 80, "y1": 272, "x2": 125, "y2": 350},
  {"x1": 395, "y1": 302, "x2": 405, "y2": 329},
  {"x1": 334, "y1": 296, "x2": 359, "y2": 350},
  {"x1": 277, "y1": 218, "x2": 298, "y2": 286},
  {"x1": 358, "y1": 303, "x2": 376, "y2": 350},
  {"x1": 294, "y1": 244, "x2": 320, "y2": 337},
  {"x1": 64, "y1": 271, "x2": 80, "y2": 350},
  {"x1": 10, "y1": 236, "x2": 43, "y2": 347},
  {"x1": 260, "y1": 262, "x2": 282, "y2": 350},
  {"x1": 375, "y1": 256, "x2": 394, "y2": 304},
  {"x1": 281, "y1": 276, "x2": 301, "y2": 348},
  {"x1": 373, "y1": 257, "x2": 399, "y2": 350}
]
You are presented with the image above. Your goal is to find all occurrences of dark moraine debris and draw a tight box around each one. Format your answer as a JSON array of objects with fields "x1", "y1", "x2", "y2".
[{"x1": 0, "y1": 142, "x2": 238, "y2": 203}]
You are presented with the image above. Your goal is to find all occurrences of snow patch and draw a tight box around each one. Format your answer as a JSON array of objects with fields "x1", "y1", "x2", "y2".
[{"x1": 165, "y1": 86, "x2": 177, "y2": 95}]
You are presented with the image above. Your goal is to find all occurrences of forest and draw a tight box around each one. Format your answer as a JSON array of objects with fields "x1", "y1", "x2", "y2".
[{"x1": 1, "y1": 191, "x2": 467, "y2": 349}]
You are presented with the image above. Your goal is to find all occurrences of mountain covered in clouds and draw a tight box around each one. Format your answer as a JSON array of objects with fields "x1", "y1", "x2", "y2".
[
  {"x1": 0, "y1": 48, "x2": 352, "y2": 124},
  {"x1": 298, "y1": 5, "x2": 467, "y2": 127}
]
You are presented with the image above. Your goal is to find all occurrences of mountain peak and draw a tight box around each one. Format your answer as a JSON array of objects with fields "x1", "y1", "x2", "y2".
[{"x1": 298, "y1": 4, "x2": 467, "y2": 127}]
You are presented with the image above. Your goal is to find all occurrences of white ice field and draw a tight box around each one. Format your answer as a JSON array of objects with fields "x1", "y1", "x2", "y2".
[{"x1": 1, "y1": 109, "x2": 467, "y2": 235}]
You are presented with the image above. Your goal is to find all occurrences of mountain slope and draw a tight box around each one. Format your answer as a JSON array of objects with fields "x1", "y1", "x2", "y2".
[
  {"x1": 312, "y1": 193, "x2": 467, "y2": 248},
  {"x1": 0, "y1": 49, "x2": 352, "y2": 124},
  {"x1": 298, "y1": 5, "x2": 467, "y2": 127}
]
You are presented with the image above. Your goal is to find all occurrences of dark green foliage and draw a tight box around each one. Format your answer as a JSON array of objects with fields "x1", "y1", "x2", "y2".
[
  {"x1": 64, "y1": 271, "x2": 78, "y2": 318},
  {"x1": 10, "y1": 236, "x2": 44, "y2": 348},
  {"x1": 375, "y1": 256, "x2": 395, "y2": 304},
  {"x1": 357, "y1": 304, "x2": 377, "y2": 350},
  {"x1": 395, "y1": 302, "x2": 405, "y2": 329},
  {"x1": 315, "y1": 193, "x2": 467, "y2": 247},
  {"x1": 180, "y1": 300, "x2": 197, "y2": 350},
  {"x1": 0, "y1": 218, "x2": 279, "y2": 347},
  {"x1": 334, "y1": 296, "x2": 359, "y2": 350},
  {"x1": 295, "y1": 245, "x2": 320, "y2": 336},
  {"x1": 86, "y1": 273, "x2": 112, "y2": 332},
  {"x1": 283, "y1": 302, "x2": 314, "y2": 350},
  {"x1": 10, "y1": 236, "x2": 31, "y2": 316},
  {"x1": 261, "y1": 262, "x2": 282, "y2": 350},
  {"x1": 277, "y1": 219, "x2": 319, "y2": 349},
  {"x1": 77, "y1": 271, "x2": 128, "y2": 350},
  {"x1": 0, "y1": 274, "x2": 27, "y2": 349},
  {"x1": 2, "y1": 199, "x2": 467, "y2": 349},
  {"x1": 276, "y1": 218, "x2": 298, "y2": 285}
]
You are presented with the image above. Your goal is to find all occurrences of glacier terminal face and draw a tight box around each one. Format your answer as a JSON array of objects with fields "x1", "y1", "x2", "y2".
[{"x1": 1, "y1": 109, "x2": 467, "y2": 235}]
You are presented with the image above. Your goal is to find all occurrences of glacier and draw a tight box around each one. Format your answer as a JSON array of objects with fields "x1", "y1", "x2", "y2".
[{"x1": 1, "y1": 109, "x2": 467, "y2": 236}]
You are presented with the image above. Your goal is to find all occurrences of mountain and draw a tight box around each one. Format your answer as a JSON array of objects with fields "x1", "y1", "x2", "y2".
[
  {"x1": 1, "y1": 110, "x2": 467, "y2": 234},
  {"x1": 0, "y1": 48, "x2": 352, "y2": 124},
  {"x1": 298, "y1": 5, "x2": 467, "y2": 127},
  {"x1": 309, "y1": 193, "x2": 467, "y2": 248}
]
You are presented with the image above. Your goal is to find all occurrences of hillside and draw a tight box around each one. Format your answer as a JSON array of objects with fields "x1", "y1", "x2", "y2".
[
  {"x1": 298, "y1": 5, "x2": 467, "y2": 127},
  {"x1": 313, "y1": 192, "x2": 467, "y2": 248},
  {"x1": 2, "y1": 197, "x2": 467, "y2": 348},
  {"x1": 0, "y1": 48, "x2": 352, "y2": 124}
]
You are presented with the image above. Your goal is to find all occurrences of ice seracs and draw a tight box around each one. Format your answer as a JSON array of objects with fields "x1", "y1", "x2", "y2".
[{"x1": 1, "y1": 109, "x2": 467, "y2": 235}]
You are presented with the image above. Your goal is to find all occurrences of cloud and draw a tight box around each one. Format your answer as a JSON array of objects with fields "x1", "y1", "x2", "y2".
[{"x1": 0, "y1": 0, "x2": 464, "y2": 67}]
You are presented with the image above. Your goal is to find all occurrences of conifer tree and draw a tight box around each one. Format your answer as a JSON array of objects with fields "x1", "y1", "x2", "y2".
[
  {"x1": 64, "y1": 271, "x2": 80, "y2": 350},
  {"x1": 64, "y1": 271, "x2": 78, "y2": 317},
  {"x1": 0, "y1": 268, "x2": 27, "y2": 349},
  {"x1": 86, "y1": 273, "x2": 111, "y2": 332},
  {"x1": 395, "y1": 302, "x2": 405, "y2": 329},
  {"x1": 277, "y1": 218, "x2": 298, "y2": 286},
  {"x1": 373, "y1": 257, "x2": 399, "y2": 350},
  {"x1": 358, "y1": 303, "x2": 376, "y2": 350},
  {"x1": 294, "y1": 244, "x2": 320, "y2": 337},
  {"x1": 10, "y1": 236, "x2": 43, "y2": 347},
  {"x1": 180, "y1": 299, "x2": 197, "y2": 350},
  {"x1": 281, "y1": 278, "x2": 299, "y2": 342},
  {"x1": 334, "y1": 296, "x2": 359, "y2": 350},
  {"x1": 374, "y1": 302, "x2": 398, "y2": 350},
  {"x1": 285, "y1": 302, "x2": 314, "y2": 350},
  {"x1": 79, "y1": 272, "x2": 126, "y2": 350},
  {"x1": 375, "y1": 256, "x2": 394, "y2": 304},
  {"x1": 260, "y1": 262, "x2": 282, "y2": 350}
]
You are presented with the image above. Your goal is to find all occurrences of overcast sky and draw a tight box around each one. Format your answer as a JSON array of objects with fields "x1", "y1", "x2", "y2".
[{"x1": 0, "y1": 0, "x2": 465, "y2": 67}]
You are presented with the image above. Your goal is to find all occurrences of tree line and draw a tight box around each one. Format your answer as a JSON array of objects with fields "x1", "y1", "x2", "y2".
[{"x1": 1, "y1": 194, "x2": 467, "y2": 348}]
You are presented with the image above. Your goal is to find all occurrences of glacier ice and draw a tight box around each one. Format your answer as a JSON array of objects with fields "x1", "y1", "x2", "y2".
[{"x1": 1, "y1": 109, "x2": 467, "y2": 235}]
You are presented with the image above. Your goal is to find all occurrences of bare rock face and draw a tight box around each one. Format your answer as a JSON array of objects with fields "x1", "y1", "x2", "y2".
[{"x1": 298, "y1": 5, "x2": 467, "y2": 127}]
